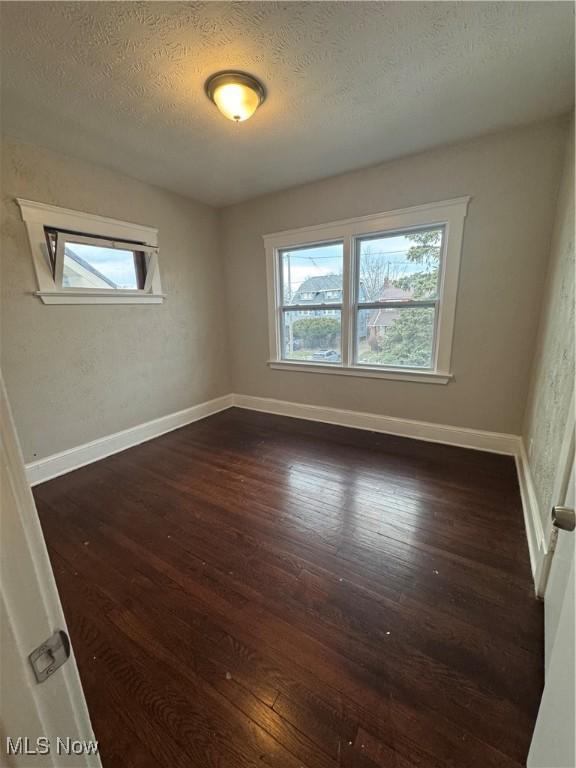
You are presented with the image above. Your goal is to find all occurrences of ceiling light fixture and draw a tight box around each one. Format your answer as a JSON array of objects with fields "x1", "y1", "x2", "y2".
[{"x1": 205, "y1": 71, "x2": 266, "y2": 123}]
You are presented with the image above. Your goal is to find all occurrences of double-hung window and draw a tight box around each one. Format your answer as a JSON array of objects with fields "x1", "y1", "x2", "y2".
[{"x1": 265, "y1": 197, "x2": 469, "y2": 383}]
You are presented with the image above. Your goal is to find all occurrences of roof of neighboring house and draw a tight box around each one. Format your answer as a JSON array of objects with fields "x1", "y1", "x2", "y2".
[
  {"x1": 367, "y1": 285, "x2": 412, "y2": 329},
  {"x1": 291, "y1": 274, "x2": 342, "y2": 303},
  {"x1": 63, "y1": 246, "x2": 118, "y2": 288},
  {"x1": 379, "y1": 286, "x2": 412, "y2": 301},
  {"x1": 367, "y1": 308, "x2": 400, "y2": 329}
]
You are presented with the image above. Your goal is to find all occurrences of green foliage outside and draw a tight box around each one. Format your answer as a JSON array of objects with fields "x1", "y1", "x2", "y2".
[
  {"x1": 393, "y1": 269, "x2": 437, "y2": 300},
  {"x1": 292, "y1": 317, "x2": 340, "y2": 349},
  {"x1": 358, "y1": 307, "x2": 434, "y2": 367},
  {"x1": 404, "y1": 228, "x2": 443, "y2": 268}
]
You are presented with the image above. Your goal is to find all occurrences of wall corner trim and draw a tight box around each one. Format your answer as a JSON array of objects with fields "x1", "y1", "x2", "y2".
[{"x1": 515, "y1": 440, "x2": 547, "y2": 589}]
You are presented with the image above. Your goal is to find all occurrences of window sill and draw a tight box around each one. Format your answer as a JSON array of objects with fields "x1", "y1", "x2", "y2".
[
  {"x1": 268, "y1": 360, "x2": 452, "y2": 384},
  {"x1": 35, "y1": 291, "x2": 165, "y2": 305}
]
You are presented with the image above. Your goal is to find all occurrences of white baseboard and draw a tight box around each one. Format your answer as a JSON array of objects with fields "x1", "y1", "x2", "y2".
[
  {"x1": 515, "y1": 441, "x2": 548, "y2": 589},
  {"x1": 25, "y1": 394, "x2": 234, "y2": 486},
  {"x1": 232, "y1": 393, "x2": 521, "y2": 455}
]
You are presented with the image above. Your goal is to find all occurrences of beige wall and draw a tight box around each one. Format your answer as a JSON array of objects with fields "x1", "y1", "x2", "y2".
[
  {"x1": 523, "y1": 119, "x2": 575, "y2": 527},
  {"x1": 1, "y1": 117, "x2": 571, "y2": 466},
  {"x1": 1, "y1": 136, "x2": 230, "y2": 463},
  {"x1": 220, "y1": 118, "x2": 569, "y2": 434}
]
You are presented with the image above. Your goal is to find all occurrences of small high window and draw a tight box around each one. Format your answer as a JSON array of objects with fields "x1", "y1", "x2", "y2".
[
  {"x1": 45, "y1": 229, "x2": 153, "y2": 291},
  {"x1": 17, "y1": 199, "x2": 163, "y2": 305}
]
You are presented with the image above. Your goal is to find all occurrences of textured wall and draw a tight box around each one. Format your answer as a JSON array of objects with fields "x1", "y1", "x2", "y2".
[
  {"x1": 1, "y1": 137, "x2": 230, "y2": 463},
  {"x1": 220, "y1": 118, "x2": 569, "y2": 434},
  {"x1": 523, "y1": 120, "x2": 575, "y2": 525},
  {"x1": 1, "y1": 117, "x2": 570, "y2": 465}
]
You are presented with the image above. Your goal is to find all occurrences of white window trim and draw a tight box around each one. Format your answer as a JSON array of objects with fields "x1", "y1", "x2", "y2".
[
  {"x1": 264, "y1": 196, "x2": 470, "y2": 383},
  {"x1": 17, "y1": 199, "x2": 164, "y2": 305}
]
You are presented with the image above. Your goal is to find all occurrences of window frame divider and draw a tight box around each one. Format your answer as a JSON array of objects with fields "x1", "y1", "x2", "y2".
[
  {"x1": 356, "y1": 299, "x2": 437, "y2": 311},
  {"x1": 280, "y1": 303, "x2": 343, "y2": 313},
  {"x1": 341, "y1": 237, "x2": 353, "y2": 367}
]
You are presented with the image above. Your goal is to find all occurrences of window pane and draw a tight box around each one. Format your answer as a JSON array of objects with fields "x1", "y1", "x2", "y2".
[
  {"x1": 282, "y1": 309, "x2": 341, "y2": 363},
  {"x1": 63, "y1": 241, "x2": 143, "y2": 289},
  {"x1": 356, "y1": 306, "x2": 435, "y2": 369},
  {"x1": 358, "y1": 227, "x2": 443, "y2": 303},
  {"x1": 281, "y1": 243, "x2": 343, "y2": 305}
]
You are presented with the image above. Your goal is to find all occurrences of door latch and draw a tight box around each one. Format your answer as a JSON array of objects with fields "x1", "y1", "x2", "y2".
[
  {"x1": 551, "y1": 505, "x2": 576, "y2": 532},
  {"x1": 29, "y1": 630, "x2": 71, "y2": 683}
]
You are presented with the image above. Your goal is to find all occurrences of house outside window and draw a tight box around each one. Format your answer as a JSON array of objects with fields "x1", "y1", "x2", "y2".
[{"x1": 265, "y1": 197, "x2": 469, "y2": 383}]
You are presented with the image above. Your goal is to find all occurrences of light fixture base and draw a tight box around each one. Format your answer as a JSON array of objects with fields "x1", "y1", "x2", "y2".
[{"x1": 205, "y1": 71, "x2": 266, "y2": 122}]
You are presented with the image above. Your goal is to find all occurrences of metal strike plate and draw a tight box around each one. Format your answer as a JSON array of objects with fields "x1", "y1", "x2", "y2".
[
  {"x1": 29, "y1": 630, "x2": 71, "y2": 683},
  {"x1": 551, "y1": 506, "x2": 576, "y2": 532}
]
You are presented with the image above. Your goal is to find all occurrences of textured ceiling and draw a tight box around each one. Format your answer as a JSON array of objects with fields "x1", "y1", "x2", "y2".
[{"x1": 1, "y1": 2, "x2": 574, "y2": 206}]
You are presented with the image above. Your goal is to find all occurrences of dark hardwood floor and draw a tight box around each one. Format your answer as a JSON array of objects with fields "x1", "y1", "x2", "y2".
[{"x1": 34, "y1": 408, "x2": 543, "y2": 768}]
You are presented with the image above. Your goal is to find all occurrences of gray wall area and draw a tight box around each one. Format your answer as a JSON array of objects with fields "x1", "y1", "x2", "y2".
[
  {"x1": 1, "y1": 137, "x2": 231, "y2": 463},
  {"x1": 1, "y1": 115, "x2": 572, "y2": 466},
  {"x1": 220, "y1": 118, "x2": 569, "y2": 434},
  {"x1": 523, "y1": 120, "x2": 575, "y2": 527}
]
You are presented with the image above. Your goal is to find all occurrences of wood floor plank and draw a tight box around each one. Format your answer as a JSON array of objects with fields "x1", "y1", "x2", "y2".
[{"x1": 34, "y1": 408, "x2": 542, "y2": 767}]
